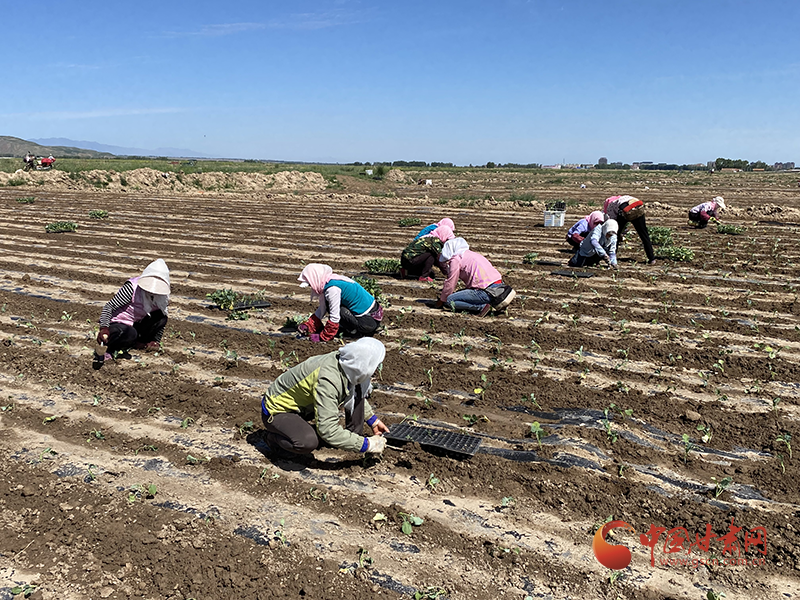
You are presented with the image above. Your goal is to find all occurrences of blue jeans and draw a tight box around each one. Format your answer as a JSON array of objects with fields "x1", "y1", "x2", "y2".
[{"x1": 445, "y1": 283, "x2": 500, "y2": 313}]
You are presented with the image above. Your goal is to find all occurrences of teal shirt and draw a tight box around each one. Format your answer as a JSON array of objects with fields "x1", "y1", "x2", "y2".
[{"x1": 324, "y1": 279, "x2": 375, "y2": 316}]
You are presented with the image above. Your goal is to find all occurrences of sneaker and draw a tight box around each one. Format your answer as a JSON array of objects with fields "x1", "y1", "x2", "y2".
[
  {"x1": 92, "y1": 352, "x2": 105, "y2": 370},
  {"x1": 478, "y1": 303, "x2": 492, "y2": 317},
  {"x1": 418, "y1": 276, "x2": 434, "y2": 283},
  {"x1": 494, "y1": 288, "x2": 517, "y2": 311}
]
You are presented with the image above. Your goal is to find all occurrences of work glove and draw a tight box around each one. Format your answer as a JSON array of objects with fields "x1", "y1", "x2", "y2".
[
  {"x1": 570, "y1": 233, "x2": 584, "y2": 245},
  {"x1": 366, "y1": 435, "x2": 387, "y2": 454},
  {"x1": 318, "y1": 320, "x2": 339, "y2": 342},
  {"x1": 298, "y1": 314, "x2": 323, "y2": 335},
  {"x1": 96, "y1": 327, "x2": 110, "y2": 345}
]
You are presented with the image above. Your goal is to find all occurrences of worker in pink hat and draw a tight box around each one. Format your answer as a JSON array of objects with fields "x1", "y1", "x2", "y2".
[
  {"x1": 689, "y1": 196, "x2": 726, "y2": 228},
  {"x1": 94, "y1": 259, "x2": 171, "y2": 368}
]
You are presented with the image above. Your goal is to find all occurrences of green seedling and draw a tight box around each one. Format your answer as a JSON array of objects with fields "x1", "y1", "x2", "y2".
[
  {"x1": 147, "y1": 406, "x2": 162, "y2": 414},
  {"x1": 697, "y1": 423, "x2": 713, "y2": 444},
  {"x1": 61, "y1": 311, "x2": 73, "y2": 321},
  {"x1": 426, "y1": 473, "x2": 440, "y2": 490},
  {"x1": 711, "y1": 476, "x2": 733, "y2": 498},
  {"x1": 282, "y1": 314, "x2": 307, "y2": 329},
  {"x1": 87, "y1": 429, "x2": 105, "y2": 442},
  {"x1": 659, "y1": 246, "x2": 694, "y2": 262},
  {"x1": 238, "y1": 420, "x2": 255, "y2": 436},
  {"x1": 353, "y1": 275, "x2": 384, "y2": 303},
  {"x1": 274, "y1": 518, "x2": 288, "y2": 545},
  {"x1": 10, "y1": 584, "x2": 37, "y2": 597},
  {"x1": 771, "y1": 397, "x2": 781, "y2": 413},
  {"x1": 181, "y1": 417, "x2": 195, "y2": 429},
  {"x1": 530, "y1": 422, "x2": 545, "y2": 449},
  {"x1": 648, "y1": 226, "x2": 674, "y2": 247},
  {"x1": 307, "y1": 487, "x2": 329, "y2": 502},
  {"x1": 127, "y1": 483, "x2": 157, "y2": 504},
  {"x1": 227, "y1": 310, "x2": 250, "y2": 321},
  {"x1": 682, "y1": 433, "x2": 695, "y2": 465},
  {"x1": 706, "y1": 590, "x2": 726, "y2": 600},
  {"x1": 86, "y1": 464, "x2": 97, "y2": 481},
  {"x1": 473, "y1": 373, "x2": 491, "y2": 400},
  {"x1": 522, "y1": 252, "x2": 538, "y2": 264},
  {"x1": 398, "y1": 217, "x2": 421, "y2": 227},
  {"x1": 463, "y1": 344, "x2": 473, "y2": 361},
  {"x1": 463, "y1": 414, "x2": 489, "y2": 426},
  {"x1": 91, "y1": 394, "x2": 102, "y2": 406},
  {"x1": 88, "y1": 209, "x2": 109, "y2": 219},
  {"x1": 777, "y1": 453, "x2": 785, "y2": 474},
  {"x1": 16, "y1": 196, "x2": 35, "y2": 203},
  {"x1": 609, "y1": 570, "x2": 625, "y2": 586},
  {"x1": 1, "y1": 403, "x2": 15, "y2": 412},
  {"x1": 186, "y1": 454, "x2": 210, "y2": 465},
  {"x1": 522, "y1": 392, "x2": 542, "y2": 410},
  {"x1": 775, "y1": 433, "x2": 792, "y2": 458},
  {"x1": 398, "y1": 512, "x2": 424, "y2": 535},
  {"x1": 38, "y1": 447, "x2": 57, "y2": 461},
  {"x1": 414, "y1": 587, "x2": 448, "y2": 600},
  {"x1": 134, "y1": 444, "x2": 158, "y2": 456},
  {"x1": 499, "y1": 496, "x2": 516, "y2": 509},
  {"x1": 717, "y1": 224, "x2": 744, "y2": 235},
  {"x1": 424, "y1": 368, "x2": 434, "y2": 389},
  {"x1": 357, "y1": 547, "x2": 373, "y2": 568}
]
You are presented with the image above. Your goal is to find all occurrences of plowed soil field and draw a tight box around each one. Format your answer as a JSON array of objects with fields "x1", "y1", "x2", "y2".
[{"x1": 0, "y1": 170, "x2": 798, "y2": 600}]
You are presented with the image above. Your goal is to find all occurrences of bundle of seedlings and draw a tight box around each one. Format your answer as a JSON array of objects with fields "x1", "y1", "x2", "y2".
[
  {"x1": 363, "y1": 258, "x2": 401, "y2": 275},
  {"x1": 89, "y1": 210, "x2": 109, "y2": 219},
  {"x1": 398, "y1": 217, "x2": 421, "y2": 227},
  {"x1": 658, "y1": 246, "x2": 694, "y2": 262},
  {"x1": 717, "y1": 223, "x2": 745, "y2": 235},
  {"x1": 45, "y1": 221, "x2": 78, "y2": 233},
  {"x1": 648, "y1": 226, "x2": 674, "y2": 247}
]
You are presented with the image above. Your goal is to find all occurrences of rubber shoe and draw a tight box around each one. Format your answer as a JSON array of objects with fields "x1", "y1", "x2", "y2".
[
  {"x1": 647, "y1": 259, "x2": 656, "y2": 266},
  {"x1": 494, "y1": 288, "x2": 517, "y2": 311},
  {"x1": 92, "y1": 351, "x2": 105, "y2": 370},
  {"x1": 478, "y1": 303, "x2": 492, "y2": 317},
  {"x1": 418, "y1": 276, "x2": 434, "y2": 283}
]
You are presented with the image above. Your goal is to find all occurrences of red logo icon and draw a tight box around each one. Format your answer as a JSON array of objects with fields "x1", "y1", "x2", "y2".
[{"x1": 593, "y1": 520, "x2": 636, "y2": 570}]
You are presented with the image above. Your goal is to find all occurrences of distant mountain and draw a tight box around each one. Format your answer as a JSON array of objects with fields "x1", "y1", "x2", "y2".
[
  {"x1": 0, "y1": 135, "x2": 114, "y2": 159},
  {"x1": 32, "y1": 137, "x2": 210, "y2": 158}
]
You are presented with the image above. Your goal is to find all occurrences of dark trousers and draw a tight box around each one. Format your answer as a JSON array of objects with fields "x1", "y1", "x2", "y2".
[
  {"x1": 401, "y1": 252, "x2": 437, "y2": 279},
  {"x1": 568, "y1": 253, "x2": 602, "y2": 268},
  {"x1": 262, "y1": 412, "x2": 320, "y2": 454},
  {"x1": 339, "y1": 307, "x2": 379, "y2": 337},
  {"x1": 688, "y1": 212, "x2": 708, "y2": 228},
  {"x1": 617, "y1": 215, "x2": 655, "y2": 262},
  {"x1": 107, "y1": 311, "x2": 167, "y2": 354}
]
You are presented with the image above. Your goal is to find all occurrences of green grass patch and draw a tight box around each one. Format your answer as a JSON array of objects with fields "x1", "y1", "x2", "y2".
[
  {"x1": 648, "y1": 226, "x2": 674, "y2": 247},
  {"x1": 88, "y1": 209, "x2": 109, "y2": 219},
  {"x1": 717, "y1": 223, "x2": 745, "y2": 235},
  {"x1": 45, "y1": 221, "x2": 78, "y2": 233},
  {"x1": 657, "y1": 246, "x2": 694, "y2": 262},
  {"x1": 16, "y1": 196, "x2": 35, "y2": 203}
]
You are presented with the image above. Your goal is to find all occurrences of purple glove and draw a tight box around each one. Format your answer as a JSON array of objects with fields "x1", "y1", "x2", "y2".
[{"x1": 309, "y1": 333, "x2": 322, "y2": 343}]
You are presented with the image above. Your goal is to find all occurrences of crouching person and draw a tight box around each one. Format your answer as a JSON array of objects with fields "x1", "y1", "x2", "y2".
[
  {"x1": 296, "y1": 263, "x2": 383, "y2": 342},
  {"x1": 94, "y1": 259, "x2": 170, "y2": 369},
  {"x1": 434, "y1": 238, "x2": 516, "y2": 316},
  {"x1": 260, "y1": 338, "x2": 390, "y2": 455},
  {"x1": 568, "y1": 220, "x2": 618, "y2": 269},
  {"x1": 689, "y1": 196, "x2": 726, "y2": 228},
  {"x1": 565, "y1": 211, "x2": 605, "y2": 248}
]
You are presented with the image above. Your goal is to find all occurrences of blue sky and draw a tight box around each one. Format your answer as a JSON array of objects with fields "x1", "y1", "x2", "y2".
[{"x1": 2, "y1": 1, "x2": 798, "y2": 165}]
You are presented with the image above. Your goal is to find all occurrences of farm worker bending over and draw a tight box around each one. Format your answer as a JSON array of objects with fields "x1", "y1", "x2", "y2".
[
  {"x1": 603, "y1": 195, "x2": 655, "y2": 265},
  {"x1": 260, "y1": 338, "x2": 390, "y2": 455},
  {"x1": 565, "y1": 211, "x2": 605, "y2": 249},
  {"x1": 297, "y1": 263, "x2": 384, "y2": 342},
  {"x1": 94, "y1": 259, "x2": 170, "y2": 368},
  {"x1": 434, "y1": 238, "x2": 516, "y2": 317},
  {"x1": 689, "y1": 196, "x2": 726, "y2": 228},
  {"x1": 568, "y1": 220, "x2": 618, "y2": 269},
  {"x1": 399, "y1": 225, "x2": 454, "y2": 282},
  {"x1": 414, "y1": 217, "x2": 455, "y2": 240}
]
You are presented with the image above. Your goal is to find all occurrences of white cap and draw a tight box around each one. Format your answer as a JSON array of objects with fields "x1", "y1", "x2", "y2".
[{"x1": 138, "y1": 259, "x2": 170, "y2": 295}]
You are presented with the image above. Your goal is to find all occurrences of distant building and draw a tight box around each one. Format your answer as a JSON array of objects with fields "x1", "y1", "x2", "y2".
[
  {"x1": 598, "y1": 157, "x2": 608, "y2": 166},
  {"x1": 774, "y1": 162, "x2": 795, "y2": 171},
  {"x1": 542, "y1": 164, "x2": 562, "y2": 169}
]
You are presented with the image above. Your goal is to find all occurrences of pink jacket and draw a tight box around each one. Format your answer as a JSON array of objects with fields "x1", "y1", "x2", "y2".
[
  {"x1": 110, "y1": 277, "x2": 149, "y2": 326},
  {"x1": 439, "y1": 250, "x2": 502, "y2": 302}
]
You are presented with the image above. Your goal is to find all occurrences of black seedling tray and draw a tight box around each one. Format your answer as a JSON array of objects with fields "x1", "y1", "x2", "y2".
[
  {"x1": 231, "y1": 301, "x2": 272, "y2": 310},
  {"x1": 534, "y1": 260, "x2": 562, "y2": 267},
  {"x1": 385, "y1": 424, "x2": 481, "y2": 456},
  {"x1": 551, "y1": 270, "x2": 594, "y2": 278}
]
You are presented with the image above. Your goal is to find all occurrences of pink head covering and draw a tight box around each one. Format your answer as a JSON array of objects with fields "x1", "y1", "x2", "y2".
[
  {"x1": 298, "y1": 263, "x2": 333, "y2": 296},
  {"x1": 437, "y1": 218, "x2": 455, "y2": 230},
  {"x1": 587, "y1": 211, "x2": 605, "y2": 230},
  {"x1": 428, "y1": 225, "x2": 454, "y2": 242}
]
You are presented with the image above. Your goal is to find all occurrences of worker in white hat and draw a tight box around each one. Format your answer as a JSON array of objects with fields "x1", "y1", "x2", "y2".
[
  {"x1": 94, "y1": 259, "x2": 171, "y2": 368},
  {"x1": 689, "y1": 196, "x2": 727, "y2": 229}
]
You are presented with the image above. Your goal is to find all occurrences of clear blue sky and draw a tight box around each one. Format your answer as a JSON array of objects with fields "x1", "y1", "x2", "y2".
[{"x1": 2, "y1": 1, "x2": 798, "y2": 165}]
